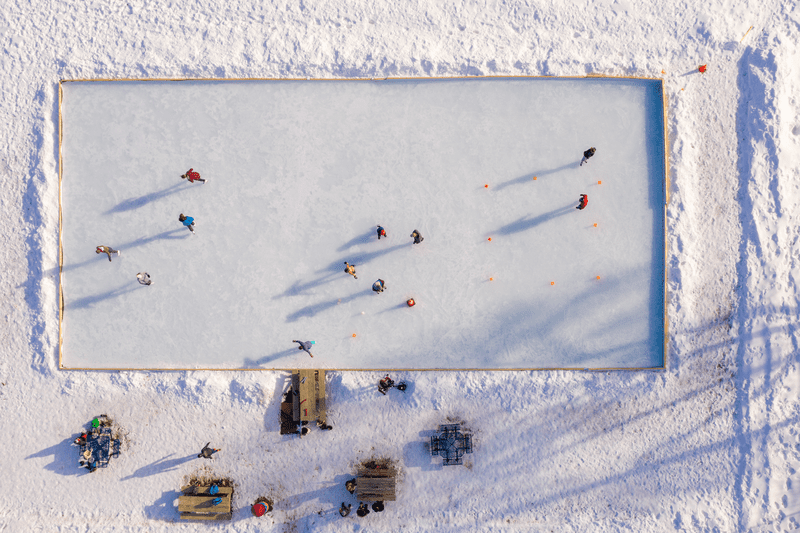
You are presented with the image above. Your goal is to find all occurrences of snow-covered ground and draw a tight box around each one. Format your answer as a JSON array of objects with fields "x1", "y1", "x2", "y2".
[
  {"x1": 60, "y1": 77, "x2": 665, "y2": 370},
  {"x1": 1, "y1": 0, "x2": 799, "y2": 532}
]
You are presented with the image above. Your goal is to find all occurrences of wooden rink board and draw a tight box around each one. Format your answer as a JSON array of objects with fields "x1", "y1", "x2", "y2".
[{"x1": 57, "y1": 75, "x2": 669, "y2": 372}]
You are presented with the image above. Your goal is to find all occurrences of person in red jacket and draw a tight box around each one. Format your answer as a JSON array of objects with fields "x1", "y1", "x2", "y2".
[
  {"x1": 181, "y1": 168, "x2": 206, "y2": 184},
  {"x1": 576, "y1": 194, "x2": 588, "y2": 210}
]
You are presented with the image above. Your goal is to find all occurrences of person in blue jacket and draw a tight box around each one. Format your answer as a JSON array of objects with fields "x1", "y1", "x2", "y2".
[{"x1": 179, "y1": 213, "x2": 195, "y2": 234}]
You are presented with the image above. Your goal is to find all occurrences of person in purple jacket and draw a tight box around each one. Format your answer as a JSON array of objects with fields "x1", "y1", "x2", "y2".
[{"x1": 293, "y1": 340, "x2": 314, "y2": 358}]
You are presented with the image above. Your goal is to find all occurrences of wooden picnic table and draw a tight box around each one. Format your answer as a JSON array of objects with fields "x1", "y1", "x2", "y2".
[
  {"x1": 179, "y1": 485, "x2": 233, "y2": 521},
  {"x1": 291, "y1": 370, "x2": 327, "y2": 424},
  {"x1": 356, "y1": 465, "x2": 397, "y2": 502}
]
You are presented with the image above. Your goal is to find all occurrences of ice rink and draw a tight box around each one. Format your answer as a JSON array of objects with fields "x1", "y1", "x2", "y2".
[{"x1": 59, "y1": 77, "x2": 666, "y2": 370}]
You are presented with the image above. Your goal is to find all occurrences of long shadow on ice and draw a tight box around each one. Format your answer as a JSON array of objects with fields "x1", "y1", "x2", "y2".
[
  {"x1": 244, "y1": 348, "x2": 298, "y2": 367},
  {"x1": 493, "y1": 204, "x2": 574, "y2": 235},
  {"x1": 321, "y1": 244, "x2": 407, "y2": 274},
  {"x1": 67, "y1": 283, "x2": 139, "y2": 309},
  {"x1": 104, "y1": 182, "x2": 191, "y2": 214},
  {"x1": 493, "y1": 162, "x2": 579, "y2": 191},
  {"x1": 337, "y1": 228, "x2": 375, "y2": 251},
  {"x1": 286, "y1": 289, "x2": 373, "y2": 322},
  {"x1": 120, "y1": 453, "x2": 196, "y2": 481}
]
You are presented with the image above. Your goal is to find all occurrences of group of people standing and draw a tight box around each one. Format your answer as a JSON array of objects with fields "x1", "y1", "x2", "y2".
[{"x1": 94, "y1": 168, "x2": 206, "y2": 285}]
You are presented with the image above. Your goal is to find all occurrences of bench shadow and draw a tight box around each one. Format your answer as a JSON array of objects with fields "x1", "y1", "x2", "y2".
[
  {"x1": 67, "y1": 284, "x2": 140, "y2": 309},
  {"x1": 120, "y1": 453, "x2": 196, "y2": 481},
  {"x1": 493, "y1": 162, "x2": 579, "y2": 191},
  {"x1": 286, "y1": 289, "x2": 373, "y2": 322},
  {"x1": 337, "y1": 229, "x2": 375, "y2": 251},
  {"x1": 492, "y1": 204, "x2": 574, "y2": 235},
  {"x1": 143, "y1": 489, "x2": 182, "y2": 522},
  {"x1": 25, "y1": 435, "x2": 86, "y2": 477},
  {"x1": 104, "y1": 182, "x2": 188, "y2": 214}
]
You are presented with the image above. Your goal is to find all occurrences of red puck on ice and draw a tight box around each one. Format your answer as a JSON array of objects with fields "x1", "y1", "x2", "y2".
[{"x1": 252, "y1": 503, "x2": 267, "y2": 517}]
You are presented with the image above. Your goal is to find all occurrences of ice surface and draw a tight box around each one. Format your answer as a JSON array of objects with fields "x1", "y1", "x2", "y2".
[{"x1": 60, "y1": 78, "x2": 665, "y2": 369}]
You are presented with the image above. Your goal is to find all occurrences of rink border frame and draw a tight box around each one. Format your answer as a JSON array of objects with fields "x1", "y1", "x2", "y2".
[{"x1": 57, "y1": 75, "x2": 669, "y2": 372}]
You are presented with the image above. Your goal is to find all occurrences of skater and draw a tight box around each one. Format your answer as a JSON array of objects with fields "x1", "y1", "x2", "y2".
[
  {"x1": 356, "y1": 503, "x2": 370, "y2": 517},
  {"x1": 576, "y1": 194, "x2": 588, "y2": 210},
  {"x1": 378, "y1": 374, "x2": 395, "y2": 395},
  {"x1": 580, "y1": 147, "x2": 596, "y2": 166},
  {"x1": 410, "y1": 229, "x2": 424, "y2": 244},
  {"x1": 198, "y1": 442, "x2": 220, "y2": 458},
  {"x1": 136, "y1": 272, "x2": 152, "y2": 286},
  {"x1": 95, "y1": 245, "x2": 120, "y2": 262},
  {"x1": 343, "y1": 262, "x2": 357, "y2": 279},
  {"x1": 698, "y1": 64, "x2": 707, "y2": 73},
  {"x1": 376, "y1": 225, "x2": 387, "y2": 239},
  {"x1": 372, "y1": 279, "x2": 386, "y2": 293},
  {"x1": 293, "y1": 340, "x2": 314, "y2": 358},
  {"x1": 179, "y1": 213, "x2": 195, "y2": 234},
  {"x1": 345, "y1": 478, "x2": 357, "y2": 494},
  {"x1": 407, "y1": 298, "x2": 416, "y2": 307},
  {"x1": 181, "y1": 168, "x2": 206, "y2": 184},
  {"x1": 339, "y1": 503, "x2": 352, "y2": 517},
  {"x1": 371, "y1": 501, "x2": 385, "y2": 513}
]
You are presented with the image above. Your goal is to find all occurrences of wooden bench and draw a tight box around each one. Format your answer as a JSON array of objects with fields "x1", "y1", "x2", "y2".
[
  {"x1": 356, "y1": 465, "x2": 396, "y2": 502},
  {"x1": 179, "y1": 485, "x2": 233, "y2": 521}
]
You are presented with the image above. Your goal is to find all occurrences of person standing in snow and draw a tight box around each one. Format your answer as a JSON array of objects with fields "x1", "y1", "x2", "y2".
[
  {"x1": 96, "y1": 245, "x2": 120, "y2": 262},
  {"x1": 576, "y1": 194, "x2": 588, "y2": 210},
  {"x1": 345, "y1": 478, "x2": 357, "y2": 494},
  {"x1": 293, "y1": 340, "x2": 314, "y2": 358},
  {"x1": 376, "y1": 225, "x2": 387, "y2": 240},
  {"x1": 580, "y1": 147, "x2": 596, "y2": 166},
  {"x1": 136, "y1": 272, "x2": 152, "y2": 285},
  {"x1": 198, "y1": 442, "x2": 220, "y2": 458},
  {"x1": 410, "y1": 229, "x2": 424, "y2": 244},
  {"x1": 181, "y1": 168, "x2": 206, "y2": 184},
  {"x1": 179, "y1": 213, "x2": 195, "y2": 234},
  {"x1": 344, "y1": 262, "x2": 357, "y2": 279},
  {"x1": 372, "y1": 279, "x2": 386, "y2": 293},
  {"x1": 339, "y1": 503, "x2": 352, "y2": 517},
  {"x1": 378, "y1": 374, "x2": 395, "y2": 395},
  {"x1": 356, "y1": 503, "x2": 370, "y2": 517},
  {"x1": 371, "y1": 501, "x2": 385, "y2": 512}
]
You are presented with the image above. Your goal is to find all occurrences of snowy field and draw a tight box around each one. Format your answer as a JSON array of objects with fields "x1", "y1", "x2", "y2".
[
  {"x1": 2, "y1": 0, "x2": 800, "y2": 532},
  {"x1": 60, "y1": 78, "x2": 666, "y2": 370}
]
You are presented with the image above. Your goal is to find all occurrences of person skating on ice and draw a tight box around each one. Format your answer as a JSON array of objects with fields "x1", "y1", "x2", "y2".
[
  {"x1": 95, "y1": 245, "x2": 120, "y2": 262},
  {"x1": 576, "y1": 194, "x2": 588, "y2": 210},
  {"x1": 580, "y1": 147, "x2": 596, "y2": 166},
  {"x1": 376, "y1": 225, "x2": 387, "y2": 240},
  {"x1": 410, "y1": 229, "x2": 424, "y2": 244},
  {"x1": 136, "y1": 272, "x2": 152, "y2": 285},
  {"x1": 181, "y1": 168, "x2": 206, "y2": 184},
  {"x1": 197, "y1": 442, "x2": 220, "y2": 458},
  {"x1": 372, "y1": 279, "x2": 386, "y2": 294},
  {"x1": 293, "y1": 340, "x2": 314, "y2": 358},
  {"x1": 179, "y1": 213, "x2": 195, "y2": 234},
  {"x1": 344, "y1": 262, "x2": 357, "y2": 279}
]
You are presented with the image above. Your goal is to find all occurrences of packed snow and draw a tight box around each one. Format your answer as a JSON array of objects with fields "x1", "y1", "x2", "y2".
[
  {"x1": 1, "y1": 0, "x2": 799, "y2": 532},
  {"x1": 60, "y1": 77, "x2": 665, "y2": 370}
]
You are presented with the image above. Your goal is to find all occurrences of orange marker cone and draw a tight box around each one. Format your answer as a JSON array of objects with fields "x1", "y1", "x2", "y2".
[
  {"x1": 596, "y1": 276, "x2": 601, "y2": 280},
  {"x1": 489, "y1": 277, "x2": 493, "y2": 281},
  {"x1": 488, "y1": 237, "x2": 492, "y2": 241},
  {"x1": 533, "y1": 176, "x2": 537, "y2": 180},
  {"x1": 597, "y1": 180, "x2": 602, "y2": 185},
  {"x1": 661, "y1": 69, "x2": 666, "y2": 74},
  {"x1": 352, "y1": 333, "x2": 356, "y2": 338},
  {"x1": 484, "y1": 184, "x2": 488, "y2": 188},
  {"x1": 550, "y1": 281, "x2": 555, "y2": 286},
  {"x1": 593, "y1": 223, "x2": 597, "y2": 227}
]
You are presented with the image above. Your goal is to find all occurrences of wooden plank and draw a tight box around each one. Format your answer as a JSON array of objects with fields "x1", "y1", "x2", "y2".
[
  {"x1": 298, "y1": 369, "x2": 316, "y2": 421},
  {"x1": 356, "y1": 476, "x2": 396, "y2": 501},
  {"x1": 181, "y1": 485, "x2": 233, "y2": 495},
  {"x1": 291, "y1": 371, "x2": 300, "y2": 421},
  {"x1": 178, "y1": 495, "x2": 231, "y2": 513},
  {"x1": 180, "y1": 512, "x2": 232, "y2": 521},
  {"x1": 316, "y1": 370, "x2": 326, "y2": 423}
]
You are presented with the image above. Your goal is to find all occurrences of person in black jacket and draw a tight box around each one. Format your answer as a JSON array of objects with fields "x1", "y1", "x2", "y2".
[
  {"x1": 580, "y1": 147, "x2": 596, "y2": 166},
  {"x1": 576, "y1": 194, "x2": 588, "y2": 210},
  {"x1": 410, "y1": 229, "x2": 424, "y2": 244},
  {"x1": 356, "y1": 503, "x2": 370, "y2": 517}
]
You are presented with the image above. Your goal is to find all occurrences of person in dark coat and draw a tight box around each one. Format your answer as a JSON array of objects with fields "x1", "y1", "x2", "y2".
[
  {"x1": 378, "y1": 374, "x2": 395, "y2": 395},
  {"x1": 198, "y1": 442, "x2": 220, "y2": 458},
  {"x1": 136, "y1": 272, "x2": 152, "y2": 286},
  {"x1": 293, "y1": 340, "x2": 314, "y2": 358},
  {"x1": 372, "y1": 279, "x2": 386, "y2": 293},
  {"x1": 377, "y1": 225, "x2": 387, "y2": 239},
  {"x1": 410, "y1": 229, "x2": 424, "y2": 244},
  {"x1": 356, "y1": 503, "x2": 370, "y2": 517},
  {"x1": 181, "y1": 168, "x2": 206, "y2": 183},
  {"x1": 339, "y1": 503, "x2": 352, "y2": 517},
  {"x1": 96, "y1": 245, "x2": 120, "y2": 262},
  {"x1": 179, "y1": 213, "x2": 195, "y2": 234},
  {"x1": 345, "y1": 478, "x2": 356, "y2": 494},
  {"x1": 371, "y1": 501, "x2": 385, "y2": 512},
  {"x1": 580, "y1": 147, "x2": 596, "y2": 166},
  {"x1": 343, "y1": 262, "x2": 357, "y2": 279},
  {"x1": 576, "y1": 194, "x2": 588, "y2": 210}
]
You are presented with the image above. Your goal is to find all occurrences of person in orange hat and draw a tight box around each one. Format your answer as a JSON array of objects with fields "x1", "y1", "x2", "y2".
[{"x1": 377, "y1": 225, "x2": 387, "y2": 239}]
